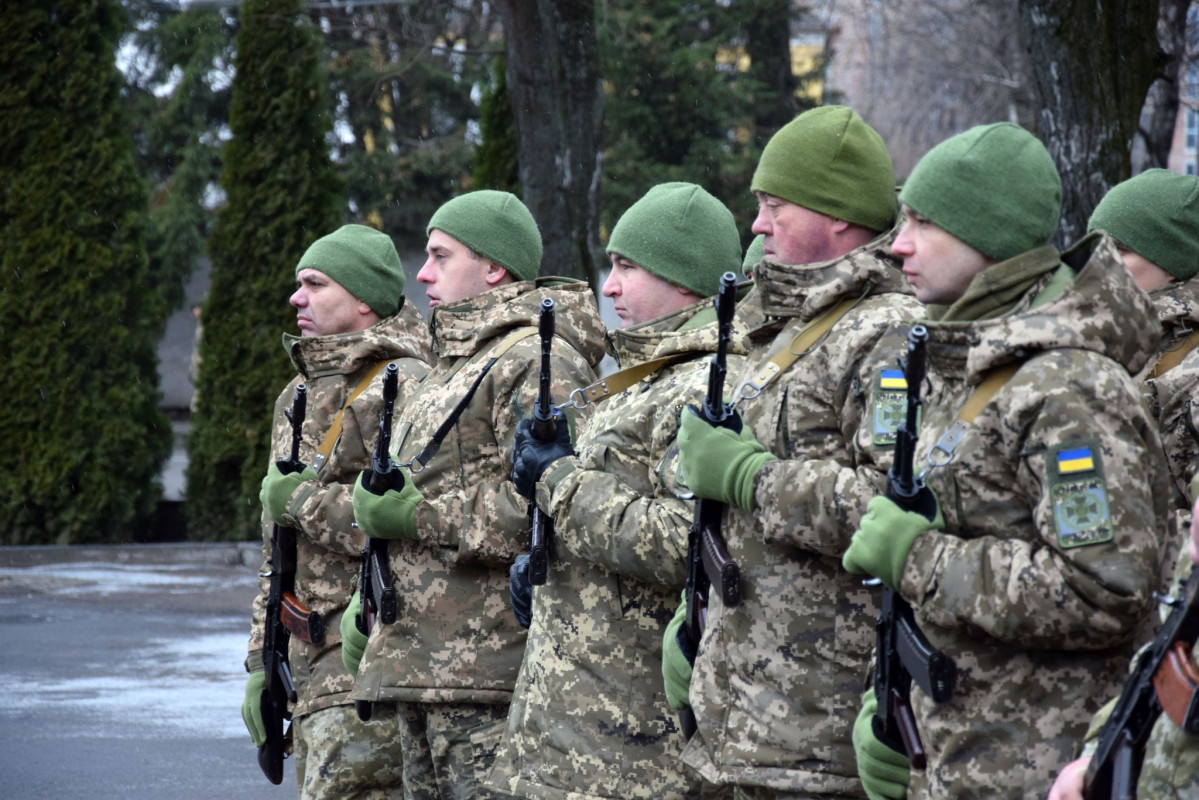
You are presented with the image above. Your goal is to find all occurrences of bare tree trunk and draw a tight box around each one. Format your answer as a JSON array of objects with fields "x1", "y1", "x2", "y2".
[
  {"x1": 1138, "y1": 0, "x2": 1189, "y2": 170},
  {"x1": 1017, "y1": 0, "x2": 1163, "y2": 246},
  {"x1": 497, "y1": 0, "x2": 603, "y2": 284},
  {"x1": 744, "y1": 0, "x2": 800, "y2": 144}
]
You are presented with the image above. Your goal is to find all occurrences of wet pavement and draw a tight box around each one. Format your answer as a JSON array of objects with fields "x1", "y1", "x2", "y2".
[{"x1": 0, "y1": 543, "x2": 299, "y2": 799}]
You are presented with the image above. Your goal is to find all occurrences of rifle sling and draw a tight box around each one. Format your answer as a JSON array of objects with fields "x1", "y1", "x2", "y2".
[
  {"x1": 568, "y1": 354, "x2": 691, "y2": 407},
  {"x1": 311, "y1": 360, "x2": 391, "y2": 472},
  {"x1": 736, "y1": 295, "x2": 861, "y2": 400},
  {"x1": 408, "y1": 327, "x2": 538, "y2": 470},
  {"x1": 1150, "y1": 328, "x2": 1199, "y2": 379},
  {"x1": 925, "y1": 363, "x2": 1020, "y2": 468}
]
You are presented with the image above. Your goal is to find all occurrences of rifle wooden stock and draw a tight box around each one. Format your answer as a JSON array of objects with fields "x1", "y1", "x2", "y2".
[
  {"x1": 884, "y1": 685, "x2": 926, "y2": 770},
  {"x1": 1153, "y1": 641, "x2": 1199, "y2": 732},
  {"x1": 280, "y1": 592, "x2": 325, "y2": 645}
]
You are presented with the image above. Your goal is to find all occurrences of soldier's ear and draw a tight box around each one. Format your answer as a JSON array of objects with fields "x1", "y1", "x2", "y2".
[{"x1": 484, "y1": 260, "x2": 510, "y2": 286}]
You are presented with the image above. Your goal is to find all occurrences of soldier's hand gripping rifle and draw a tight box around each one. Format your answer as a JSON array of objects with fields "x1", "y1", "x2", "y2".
[
  {"x1": 259, "y1": 384, "x2": 308, "y2": 784},
  {"x1": 354, "y1": 362, "x2": 400, "y2": 722},
  {"x1": 1083, "y1": 569, "x2": 1199, "y2": 799},
  {"x1": 528, "y1": 298, "x2": 557, "y2": 585},
  {"x1": 870, "y1": 324, "x2": 956, "y2": 770},
  {"x1": 680, "y1": 271, "x2": 741, "y2": 738}
]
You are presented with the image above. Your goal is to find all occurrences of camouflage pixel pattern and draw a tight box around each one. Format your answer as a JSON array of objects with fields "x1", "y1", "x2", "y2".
[
  {"x1": 682, "y1": 234, "x2": 922, "y2": 795},
  {"x1": 894, "y1": 234, "x2": 1171, "y2": 798},
  {"x1": 248, "y1": 301, "x2": 432, "y2": 723},
  {"x1": 416, "y1": 702, "x2": 518, "y2": 800},
  {"x1": 351, "y1": 279, "x2": 607, "y2": 709},
  {"x1": 1141, "y1": 277, "x2": 1199, "y2": 587},
  {"x1": 291, "y1": 702, "x2": 431, "y2": 799},
  {"x1": 486, "y1": 295, "x2": 749, "y2": 800}
]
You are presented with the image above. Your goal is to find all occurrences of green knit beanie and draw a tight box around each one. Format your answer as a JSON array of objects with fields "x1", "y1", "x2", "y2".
[
  {"x1": 1087, "y1": 169, "x2": 1199, "y2": 281},
  {"x1": 751, "y1": 105, "x2": 897, "y2": 232},
  {"x1": 743, "y1": 234, "x2": 766, "y2": 274},
  {"x1": 295, "y1": 224, "x2": 405, "y2": 317},
  {"x1": 426, "y1": 190, "x2": 542, "y2": 282},
  {"x1": 900, "y1": 123, "x2": 1061, "y2": 262},
  {"x1": 606, "y1": 182, "x2": 740, "y2": 297}
]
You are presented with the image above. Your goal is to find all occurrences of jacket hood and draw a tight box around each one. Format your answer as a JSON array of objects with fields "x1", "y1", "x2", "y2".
[
  {"x1": 428, "y1": 278, "x2": 610, "y2": 369},
  {"x1": 1150, "y1": 276, "x2": 1199, "y2": 346},
  {"x1": 929, "y1": 232, "x2": 1162, "y2": 381},
  {"x1": 283, "y1": 299, "x2": 433, "y2": 379},
  {"x1": 752, "y1": 229, "x2": 913, "y2": 321},
  {"x1": 608, "y1": 283, "x2": 752, "y2": 368}
]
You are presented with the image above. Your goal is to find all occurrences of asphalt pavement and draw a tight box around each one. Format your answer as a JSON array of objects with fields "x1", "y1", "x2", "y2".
[{"x1": 0, "y1": 542, "x2": 300, "y2": 800}]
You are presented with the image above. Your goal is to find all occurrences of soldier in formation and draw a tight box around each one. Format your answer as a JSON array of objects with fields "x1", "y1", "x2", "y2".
[
  {"x1": 244, "y1": 224, "x2": 433, "y2": 798},
  {"x1": 843, "y1": 123, "x2": 1172, "y2": 799},
  {"x1": 239, "y1": 111, "x2": 1199, "y2": 800},
  {"x1": 491, "y1": 181, "x2": 746, "y2": 800}
]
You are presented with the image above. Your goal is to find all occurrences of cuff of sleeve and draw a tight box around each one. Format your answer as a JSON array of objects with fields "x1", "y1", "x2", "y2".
[
  {"x1": 738, "y1": 452, "x2": 777, "y2": 511},
  {"x1": 414, "y1": 499, "x2": 454, "y2": 547},
  {"x1": 898, "y1": 529, "x2": 944, "y2": 603},
  {"x1": 284, "y1": 479, "x2": 320, "y2": 529},
  {"x1": 245, "y1": 650, "x2": 264, "y2": 673},
  {"x1": 538, "y1": 456, "x2": 581, "y2": 511}
]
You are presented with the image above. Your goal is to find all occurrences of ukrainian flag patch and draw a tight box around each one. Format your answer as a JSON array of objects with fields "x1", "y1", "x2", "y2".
[
  {"x1": 871, "y1": 367, "x2": 910, "y2": 448},
  {"x1": 879, "y1": 369, "x2": 907, "y2": 390},
  {"x1": 1056, "y1": 447, "x2": 1095, "y2": 474},
  {"x1": 1047, "y1": 441, "x2": 1112, "y2": 549}
]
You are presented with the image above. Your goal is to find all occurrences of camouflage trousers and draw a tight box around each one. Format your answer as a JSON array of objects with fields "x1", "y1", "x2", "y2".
[
  {"x1": 393, "y1": 700, "x2": 520, "y2": 800},
  {"x1": 733, "y1": 786, "x2": 864, "y2": 800},
  {"x1": 292, "y1": 702, "x2": 434, "y2": 800}
]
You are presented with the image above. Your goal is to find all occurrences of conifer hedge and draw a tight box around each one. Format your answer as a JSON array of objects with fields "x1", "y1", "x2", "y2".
[
  {"x1": 186, "y1": 0, "x2": 343, "y2": 541},
  {"x1": 0, "y1": 2, "x2": 172, "y2": 544}
]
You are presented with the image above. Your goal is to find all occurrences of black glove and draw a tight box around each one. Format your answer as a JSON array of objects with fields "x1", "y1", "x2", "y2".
[
  {"x1": 511, "y1": 416, "x2": 574, "y2": 501},
  {"x1": 509, "y1": 554, "x2": 533, "y2": 629}
]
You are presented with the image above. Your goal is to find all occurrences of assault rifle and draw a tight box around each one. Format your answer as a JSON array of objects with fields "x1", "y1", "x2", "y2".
[
  {"x1": 258, "y1": 383, "x2": 309, "y2": 784},
  {"x1": 871, "y1": 324, "x2": 955, "y2": 770},
  {"x1": 355, "y1": 362, "x2": 400, "y2": 722},
  {"x1": 1083, "y1": 568, "x2": 1199, "y2": 799},
  {"x1": 680, "y1": 271, "x2": 741, "y2": 738},
  {"x1": 528, "y1": 298, "x2": 556, "y2": 585}
]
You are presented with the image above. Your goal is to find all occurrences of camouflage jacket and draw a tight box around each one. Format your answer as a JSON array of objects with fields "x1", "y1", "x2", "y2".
[
  {"x1": 897, "y1": 235, "x2": 1171, "y2": 798},
  {"x1": 683, "y1": 233, "x2": 923, "y2": 795},
  {"x1": 248, "y1": 302, "x2": 433, "y2": 717},
  {"x1": 351, "y1": 279, "x2": 607, "y2": 706},
  {"x1": 1143, "y1": 278, "x2": 1199, "y2": 584},
  {"x1": 487, "y1": 295, "x2": 749, "y2": 800}
]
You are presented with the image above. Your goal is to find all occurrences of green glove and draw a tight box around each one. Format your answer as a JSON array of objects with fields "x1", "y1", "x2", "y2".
[
  {"x1": 853, "y1": 689, "x2": 911, "y2": 800},
  {"x1": 259, "y1": 463, "x2": 318, "y2": 525},
  {"x1": 842, "y1": 494, "x2": 943, "y2": 590},
  {"x1": 341, "y1": 591, "x2": 368, "y2": 676},
  {"x1": 677, "y1": 407, "x2": 776, "y2": 510},
  {"x1": 352, "y1": 469, "x2": 424, "y2": 540},
  {"x1": 241, "y1": 656, "x2": 267, "y2": 748},
  {"x1": 662, "y1": 595, "x2": 696, "y2": 710}
]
